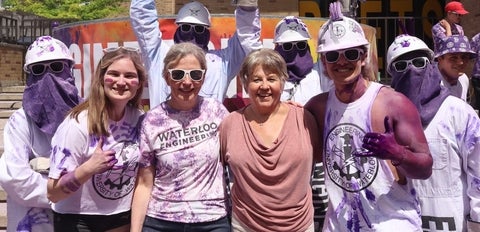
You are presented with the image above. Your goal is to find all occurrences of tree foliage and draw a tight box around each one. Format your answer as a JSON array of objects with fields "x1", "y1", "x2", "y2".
[{"x1": 3, "y1": 0, "x2": 129, "y2": 21}]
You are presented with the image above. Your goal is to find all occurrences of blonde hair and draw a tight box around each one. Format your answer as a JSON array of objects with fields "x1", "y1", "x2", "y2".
[
  {"x1": 238, "y1": 48, "x2": 288, "y2": 92},
  {"x1": 162, "y1": 42, "x2": 207, "y2": 80},
  {"x1": 69, "y1": 48, "x2": 146, "y2": 137}
]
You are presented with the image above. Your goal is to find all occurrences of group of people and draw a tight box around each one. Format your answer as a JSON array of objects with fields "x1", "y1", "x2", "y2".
[{"x1": 1, "y1": 0, "x2": 480, "y2": 232}]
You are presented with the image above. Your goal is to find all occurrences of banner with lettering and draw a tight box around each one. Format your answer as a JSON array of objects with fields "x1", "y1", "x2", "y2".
[{"x1": 53, "y1": 16, "x2": 377, "y2": 110}]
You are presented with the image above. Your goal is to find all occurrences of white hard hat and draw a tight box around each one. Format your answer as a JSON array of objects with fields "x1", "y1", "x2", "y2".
[
  {"x1": 386, "y1": 34, "x2": 434, "y2": 75},
  {"x1": 175, "y1": 1, "x2": 211, "y2": 27},
  {"x1": 317, "y1": 16, "x2": 369, "y2": 53},
  {"x1": 24, "y1": 36, "x2": 74, "y2": 73},
  {"x1": 273, "y1": 16, "x2": 311, "y2": 43}
]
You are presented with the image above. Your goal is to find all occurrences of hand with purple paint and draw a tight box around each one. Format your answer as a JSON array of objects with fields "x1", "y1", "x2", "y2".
[
  {"x1": 85, "y1": 138, "x2": 118, "y2": 174},
  {"x1": 355, "y1": 116, "x2": 405, "y2": 163}
]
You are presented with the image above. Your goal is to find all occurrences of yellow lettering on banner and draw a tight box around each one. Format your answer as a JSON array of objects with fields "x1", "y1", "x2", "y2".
[
  {"x1": 390, "y1": 0, "x2": 413, "y2": 17},
  {"x1": 359, "y1": 1, "x2": 381, "y2": 24},
  {"x1": 299, "y1": 0, "x2": 321, "y2": 18},
  {"x1": 423, "y1": 0, "x2": 442, "y2": 39}
]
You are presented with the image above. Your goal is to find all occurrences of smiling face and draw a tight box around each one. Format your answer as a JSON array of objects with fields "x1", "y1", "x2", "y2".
[
  {"x1": 103, "y1": 57, "x2": 140, "y2": 107},
  {"x1": 321, "y1": 47, "x2": 367, "y2": 86},
  {"x1": 437, "y1": 52, "x2": 471, "y2": 84},
  {"x1": 246, "y1": 65, "x2": 284, "y2": 112},
  {"x1": 166, "y1": 54, "x2": 204, "y2": 110}
]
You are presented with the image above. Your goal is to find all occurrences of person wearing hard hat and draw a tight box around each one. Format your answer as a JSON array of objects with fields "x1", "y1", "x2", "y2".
[
  {"x1": 388, "y1": 33, "x2": 480, "y2": 232},
  {"x1": 273, "y1": 16, "x2": 332, "y2": 105},
  {"x1": 0, "y1": 36, "x2": 81, "y2": 232},
  {"x1": 130, "y1": 0, "x2": 261, "y2": 109},
  {"x1": 272, "y1": 16, "x2": 331, "y2": 231},
  {"x1": 432, "y1": 1, "x2": 468, "y2": 53},
  {"x1": 304, "y1": 2, "x2": 433, "y2": 231},
  {"x1": 435, "y1": 35, "x2": 477, "y2": 101}
]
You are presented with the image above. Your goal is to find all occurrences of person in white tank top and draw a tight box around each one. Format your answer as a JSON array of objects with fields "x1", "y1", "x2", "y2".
[{"x1": 305, "y1": 2, "x2": 433, "y2": 231}]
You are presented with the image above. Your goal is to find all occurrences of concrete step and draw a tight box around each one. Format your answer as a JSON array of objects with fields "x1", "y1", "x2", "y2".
[
  {"x1": 0, "y1": 101, "x2": 22, "y2": 110},
  {"x1": 1, "y1": 86, "x2": 24, "y2": 93},
  {"x1": 0, "y1": 93, "x2": 23, "y2": 102},
  {"x1": 0, "y1": 186, "x2": 6, "y2": 231},
  {"x1": 0, "y1": 110, "x2": 14, "y2": 119}
]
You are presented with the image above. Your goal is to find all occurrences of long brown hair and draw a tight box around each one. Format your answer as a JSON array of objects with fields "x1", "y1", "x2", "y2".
[{"x1": 68, "y1": 47, "x2": 146, "y2": 137}]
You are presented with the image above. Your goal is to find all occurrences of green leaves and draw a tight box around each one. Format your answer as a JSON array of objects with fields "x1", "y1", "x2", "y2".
[{"x1": 3, "y1": 0, "x2": 129, "y2": 21}]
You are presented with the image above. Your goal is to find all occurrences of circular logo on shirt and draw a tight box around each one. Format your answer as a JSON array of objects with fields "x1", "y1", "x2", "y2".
[
  {"x1": 324, "y1": 123, "x2": 378, "y2": 192},
  {"x1": 92, "y1": 141, "x2": 139, "y2": 200}
]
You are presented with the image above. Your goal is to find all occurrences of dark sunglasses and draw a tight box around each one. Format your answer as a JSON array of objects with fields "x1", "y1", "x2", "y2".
[
  {"x1": 392, "y1": 57, "x2": 430, "y2": 72},
  {"x1": 180, "y1": 24, "x2": 206, "y2": 34},
  {"x1": 29, "y1": 60, "x2": 68, "y2": 76},
  {"x1": 324, "y1": 48, "x2": 364, "y2": 63},
  {"x1": 168, "y1": 69, "x2": 205, "y2": 82},
  {"x1": 279, "y1": 41, "x2": 308, "y2": 51}
]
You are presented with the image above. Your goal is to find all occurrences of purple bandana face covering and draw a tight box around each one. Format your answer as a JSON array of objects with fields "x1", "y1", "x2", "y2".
[
  {"x1": 23, "y1": 70, "x2": 81, "y2": 135},
  {"x1": 274, "y1": 44, "x2": 314, "y2": 84},
  {"x1": 391, "y1": 64, "x2": 449, "y2": 127},
  {"x1": 174, "y1": 27, "x2": 210, "y2": 51}
]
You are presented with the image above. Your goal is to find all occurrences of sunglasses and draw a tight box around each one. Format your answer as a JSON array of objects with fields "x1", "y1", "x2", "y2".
[
  {"x1": 29, "y1": 60, "x2": 68, "y2": 75},
  {"x1": 392, "y1": 57, "x2": 430, "y2": 72},
  {"x1": 279, "y1": 41, "x2": 308, "y2": 51},
  {"x1": 168, "y1": 69, "x2": 205, "y2": 82},
  {"x1": 180, "y1": 24, "x2": 206, "y2": 34},
  {"x1": 324, "y1": 48, "x2": 364, "y2": 63},
  {"x1": 103, "y1": 46, "x2": 140, "y2": 54}
]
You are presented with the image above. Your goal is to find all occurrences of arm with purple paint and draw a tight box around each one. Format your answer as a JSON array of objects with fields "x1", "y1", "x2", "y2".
[{"x1": 357, "y1": 94, "x2": 432, "y2": 180}]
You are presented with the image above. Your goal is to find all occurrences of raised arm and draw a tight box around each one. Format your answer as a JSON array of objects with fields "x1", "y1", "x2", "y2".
[
  {"x1": 222, "y1": 0, "x2": 262, "y2": 80},
  {"x1": 130, "y1": 0, "x2": 170, "y2": 107}
]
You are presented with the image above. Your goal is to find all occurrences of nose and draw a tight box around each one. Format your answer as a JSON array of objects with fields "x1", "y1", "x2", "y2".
[
  {"x1": 116, "y1": 75, "x2": 126, "y2": 85},
  {"x1": 182, "y1": 73, "x2": 194, "y2": 84},
  {"x1": 336, "y1": 54, "x2": 349, "y2": 65},
  {"x1": 259, "y1": 81, "x2": 269, "y2": 89}
]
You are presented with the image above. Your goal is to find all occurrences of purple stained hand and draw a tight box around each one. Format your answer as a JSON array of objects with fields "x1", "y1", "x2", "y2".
[{"x1": 354, "y1": 116, "x2": 400, "y2": 160}]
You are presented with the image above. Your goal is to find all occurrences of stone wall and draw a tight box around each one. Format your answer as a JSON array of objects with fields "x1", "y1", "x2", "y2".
[{"x1": 0, "y1": 43, "x2": 25, "y2": 87}]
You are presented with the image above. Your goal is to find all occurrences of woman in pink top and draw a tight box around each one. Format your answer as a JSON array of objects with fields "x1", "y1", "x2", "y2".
[{"x1": 219, "y1": 48, "x2": 321, "y2": 231}]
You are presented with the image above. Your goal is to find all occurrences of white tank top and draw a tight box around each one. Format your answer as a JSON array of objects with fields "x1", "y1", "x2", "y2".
[{"x1": 322, "y1": 82, "x2": 422, "y2": 232}]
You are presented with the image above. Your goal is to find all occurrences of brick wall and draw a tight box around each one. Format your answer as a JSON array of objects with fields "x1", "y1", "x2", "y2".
[
  {"x1": 0, "y1": 43, "x2": 25, "y2": 87},
  {"x1": 461, "y1": 0, "x2": 480, "y2": 39},
  {"x1": 156, "y1": 0, "x2": 298, "y2": 16}
]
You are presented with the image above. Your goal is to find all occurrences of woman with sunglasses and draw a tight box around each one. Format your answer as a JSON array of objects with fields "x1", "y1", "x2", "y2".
[
  {"x1": 47, "y1": 47, "x2": 146, "y2": 232},
  {"x1": 305, "y1": 3, "x2": 433, "y2": 231},
  {"x1": 219, "y1": 48, "x2": 320, "y2": 231},
  {"x1": 131, "y1": 42, "x2": 230, "y2": 232},
  {"x1": 0, "y1": 36, "x2": 81, "y2": 232},
  {"x1": 388, "y1": 33, "x2": 480, "y2": 232},
  {"x1": 130, "y1": 0, "x2": 261, "y2": 109}
]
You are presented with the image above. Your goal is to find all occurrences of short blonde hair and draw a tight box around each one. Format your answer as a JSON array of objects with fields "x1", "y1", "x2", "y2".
[{"x1": 238, "y1": 48, "x2": 288, "y2": 92}]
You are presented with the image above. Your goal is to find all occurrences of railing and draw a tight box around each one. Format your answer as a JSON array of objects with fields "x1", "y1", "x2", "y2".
[{"x1": 0, "y1": 10, "x2": 71, "y2": 46}]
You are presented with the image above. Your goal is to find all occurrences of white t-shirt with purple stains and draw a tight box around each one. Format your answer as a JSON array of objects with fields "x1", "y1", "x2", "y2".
[
  {"x1": 48, "y1": 106, "x2": 143, "y2": 215},
  {"x1": 139, "y1": 97, "x2": 229, "y2": 223}
]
